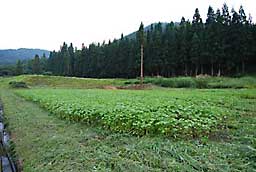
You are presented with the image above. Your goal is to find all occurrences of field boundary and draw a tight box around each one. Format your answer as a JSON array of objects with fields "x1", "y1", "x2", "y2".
[{"x1": 0, "y1": 102, "x2": 18, "y2": 172}]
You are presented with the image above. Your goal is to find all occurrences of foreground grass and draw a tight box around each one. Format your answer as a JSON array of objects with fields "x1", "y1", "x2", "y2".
[{"x1": 1, "y1": 89, "x2": 256, "y2": 171}]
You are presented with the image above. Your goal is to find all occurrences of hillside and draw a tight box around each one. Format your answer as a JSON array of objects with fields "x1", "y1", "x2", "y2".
[{"x1": 0, "y1": 48, "x2": 50, "y2": 65}]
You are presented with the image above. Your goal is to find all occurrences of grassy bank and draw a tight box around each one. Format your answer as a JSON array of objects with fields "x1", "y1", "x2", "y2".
[
  {"x1": 2, "y1": 75, "x2": 256, "y2": 89},
  {"x1": 0, "y1": 75, "x2": 126, "y2": 89},
  {"x1": 126, "y1": 76, "x2": 256, "y2": 89}
]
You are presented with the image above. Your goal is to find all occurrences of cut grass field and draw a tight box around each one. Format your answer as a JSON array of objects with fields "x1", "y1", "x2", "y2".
[
  {"x1": 0, "y1": 75, "x2": 256, "y2": 171},
  {"x1": 0, "y1": 75, "x2": 126, "y2": 89},
  {"x1": 2, "y1": 74, "x2": 256, "y2": 89}
]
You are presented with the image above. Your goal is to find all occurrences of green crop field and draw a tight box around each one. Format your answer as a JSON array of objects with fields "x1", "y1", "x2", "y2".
[
  {"x1": 16, "y1": 88, "x2": 246, "y2": 137},
  {"x1": 0, "y1": 75, "x2": 256, "y2": 171}
]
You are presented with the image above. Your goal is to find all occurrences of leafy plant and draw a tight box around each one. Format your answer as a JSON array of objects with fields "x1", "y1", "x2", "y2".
[
  {"x1": 9, "y1": 81, "x2": 28, "y2": 88},
  {"x1": 14, "y1": 88, "x2": 240, "y2": 137}
]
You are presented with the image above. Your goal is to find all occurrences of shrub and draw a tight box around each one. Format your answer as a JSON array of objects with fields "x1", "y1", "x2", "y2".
[
  {"x1": 195, "y1": 78, "x2": 209, "y2": 88},
  {"x1": 158, "y1": 79, "x2": 176, "y2": 87},
  {"x1": 42, "y1": 71, "x2": 53, "y2": 76},
  {"x1": 9, "y1": 81, "x2": 28, "y2": 88},
  {"x1": 175, "y1": 78, "x2": 196, "y2": 88}
]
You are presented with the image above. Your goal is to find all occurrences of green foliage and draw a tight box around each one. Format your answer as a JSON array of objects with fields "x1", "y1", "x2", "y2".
[
  {"x1": 32, "y1": 54, "x2": 41, "y2": 74},
  {"x1": 194, "y1": 78, "x2": 209, "y2": 88},
  {"x1": 127, "y1": 76, "x2": 256, "y2": 89},
  {"x1": 42, "y1": 71, "x2": 53, "y2": 75},
  {"x1": 208, "y1": 76, "x2": 256, "y2": 88},
  {"x1": 138, "y1": 22, "x2": 144, "y2": 45},
  {"x1": 15, "y1": 60, "x2": 23, "y2": 75},
  {"x1": 143, "y1": 77, "x2": 176, "y2": 87},
  {"x1": 0, "y1": 65, "x2": 15, "y2": 76},
  {"x1": 175, "y1": 78, "x2": 197, "y2": 88},
  {"x1": 142, "y1": 77, "x2": 197, "y2": 88},
  {"x1": 15, "y1": 89, "x2": 236, "y2": 137},
  {"x1": 9, "y1": 81, "x2": 28, "y2": 88},
  {"x1": 143, "y1": 77, "x2": 197, "y2": 88}
]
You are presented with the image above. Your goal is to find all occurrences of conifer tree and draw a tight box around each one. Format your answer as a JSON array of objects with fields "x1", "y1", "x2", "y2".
[
  {"x1": 32, "y1": 54, "x2": 41, "y2": 74},
  {"x1": 15, "y1": 60, "x2": 23, "y2": 75}
]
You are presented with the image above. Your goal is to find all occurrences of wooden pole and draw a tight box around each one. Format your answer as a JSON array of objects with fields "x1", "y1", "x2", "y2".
[{"x1": 140, "y1": 44, "x2": 144, "y2": 85}]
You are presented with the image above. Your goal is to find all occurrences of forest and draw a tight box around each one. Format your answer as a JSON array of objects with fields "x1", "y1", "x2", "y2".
[{"x1": 14, "y1": 4, "x2": 256, "y2": 78}]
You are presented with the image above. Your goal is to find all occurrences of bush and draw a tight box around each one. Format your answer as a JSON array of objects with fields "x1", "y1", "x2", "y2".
[
  {"x1": 195, "y1": 78, "x2": 209, "y2": 88},
  {"x1": 144, "y1": 77, "x2": 197, "y2": 88},
  {"x1": 175, "y1": 78, "x2": 196, "y2": 88},
  {"x1": 207, "y1": 76, "x2": 256, "y2": 89},
  {"x1": 158, "y1": 79, "x2": 176, "y2": 87},
  {"x1": 42, "y1": 71, "x2": 53, "y2": 76},
  {"x1": 125, "y1": 76, "x2": 256, "y2": 89},
  {"x1": 9, "y1": 81, "x2": 28, "y2": 88},
  {"x1": 143, "y1": 78, "x2": 174, "y2": 87}
]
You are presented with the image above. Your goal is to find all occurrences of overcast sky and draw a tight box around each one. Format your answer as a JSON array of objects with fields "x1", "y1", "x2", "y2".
[{"x1": 0, "y1": 0, "x2": 255, "y2": 51}]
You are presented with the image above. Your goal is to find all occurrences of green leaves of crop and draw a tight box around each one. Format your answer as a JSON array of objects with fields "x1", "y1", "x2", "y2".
[{"x1": 15, "y1": 89, "x2": 231, "y2": 137}]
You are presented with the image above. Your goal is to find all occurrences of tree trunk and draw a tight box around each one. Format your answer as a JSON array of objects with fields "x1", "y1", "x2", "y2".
[
  {"x1": 195, "y1": 64, "x2": 198, "y2": 76},
  {"x1": 242, "y1": 60, "x2": 245, "y2": 74},
  {"x1": 217, "y1": 63, "x2": 221, "y2": 77},
  {"x1": 171, "y1": 68, "x2": 175, "y2": 77},
  {"x1": 201, "y1": 64, "x2": 204, "y2": 74},
  {"x1": 236, "y1": 65, "x2": 239, "y2": 74},
  {"x1": 211, "y1": 62, "x2": 214, "y2": 76},
  {"x1": 140, "y1": 44, "x2": 144, "y2": 85},
  {"x1": 184, "y1": 64, "x2": 188, "y2": 76}
]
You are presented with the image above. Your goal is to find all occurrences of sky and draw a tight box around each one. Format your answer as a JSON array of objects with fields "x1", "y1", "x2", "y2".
[{"x1": 0, "y1": 0, "x2": 255, "y2": 51}]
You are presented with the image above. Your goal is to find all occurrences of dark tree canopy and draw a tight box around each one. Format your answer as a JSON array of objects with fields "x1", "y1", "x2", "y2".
[{"x1": 16, "y1": 4, "x2": 256, "y2": 77}]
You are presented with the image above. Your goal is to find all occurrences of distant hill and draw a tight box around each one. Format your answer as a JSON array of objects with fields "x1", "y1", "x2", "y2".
[{"x1": 0, "y1": 48, "x2": 50, "y2": 65}]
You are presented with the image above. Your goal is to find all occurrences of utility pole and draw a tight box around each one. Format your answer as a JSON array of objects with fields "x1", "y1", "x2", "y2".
[
  {"x1": 140, "y1": 43, "x2": 144, "y2": 85},
  {"x1": 139, "y1": 22, "x2": 144, "y2": 85}
]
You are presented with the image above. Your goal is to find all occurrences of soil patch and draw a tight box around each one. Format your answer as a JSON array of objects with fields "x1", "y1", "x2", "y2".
[{"x1": 103, "y1": 84, "x2": 153, "y2": 90}]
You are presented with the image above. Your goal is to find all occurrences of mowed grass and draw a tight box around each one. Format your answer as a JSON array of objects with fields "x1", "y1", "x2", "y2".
[
  {"x1": 0, "y1": 75, "x2": 126, "y2": 89},
  {"x1": 2, "y1": 74, "x2": 256, "y2": 89}
]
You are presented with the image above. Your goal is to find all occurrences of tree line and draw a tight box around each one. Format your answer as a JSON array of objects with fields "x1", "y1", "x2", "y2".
[{"x1": 13, "y1": 4, "x2": 256, "y2": 77}]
